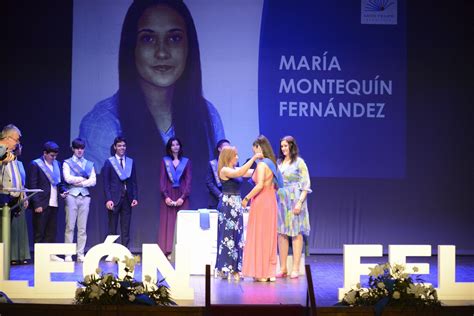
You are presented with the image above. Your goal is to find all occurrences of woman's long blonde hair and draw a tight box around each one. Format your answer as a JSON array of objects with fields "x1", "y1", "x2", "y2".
[{"x1": 217, "y1": 146, "x2": 237, "y2": 179}]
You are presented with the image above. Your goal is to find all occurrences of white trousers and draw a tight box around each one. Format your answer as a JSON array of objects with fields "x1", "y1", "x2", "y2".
[{"x1": 64, "y1": 195, "x2": 91, "y2": 256}]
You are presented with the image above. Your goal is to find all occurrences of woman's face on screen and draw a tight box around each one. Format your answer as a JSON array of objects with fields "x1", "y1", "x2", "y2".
[{"x1": 135, "y1": 5, "x2": 188, "y2": 89}]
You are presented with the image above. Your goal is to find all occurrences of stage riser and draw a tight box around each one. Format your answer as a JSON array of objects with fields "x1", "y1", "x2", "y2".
[{"x1": 1, "y1": 305, "x2": 473, "y2": 316}]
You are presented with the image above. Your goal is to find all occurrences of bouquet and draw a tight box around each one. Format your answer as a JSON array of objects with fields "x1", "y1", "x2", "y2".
[
  {"x1": 342, "y1": 262, "x2": 440, "y2": 311},
  {"x1": 75, "y1": 255, "x2": 175, "y2": 306}
]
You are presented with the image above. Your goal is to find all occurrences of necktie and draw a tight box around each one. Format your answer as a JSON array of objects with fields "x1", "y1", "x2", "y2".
[{"x1": 120, "y1": 158, "x2": 124, "y2": 169}]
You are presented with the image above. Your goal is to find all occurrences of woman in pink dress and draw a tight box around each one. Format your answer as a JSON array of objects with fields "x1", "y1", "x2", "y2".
[
  {"x1": 158, "y1": 137, "x2": 192, "y2": 256},
  {"x1": 242, "y1": 135, "x2": 283, "y2": 282}
]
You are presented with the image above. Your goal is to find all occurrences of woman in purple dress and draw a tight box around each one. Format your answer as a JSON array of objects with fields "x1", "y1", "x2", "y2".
[{"x1": 158, "y1": 137, "x2": 191, "y2": 256}]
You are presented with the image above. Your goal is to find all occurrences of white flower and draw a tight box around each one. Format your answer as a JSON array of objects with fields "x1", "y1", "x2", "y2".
[
  {"x1": 144, "y1": 275, "x2": 152, "y2": 283},
  {"x1": 393, "y1": 291, "x2": 401, "y2": 299},
  {"x1": 129, "y1": 294, "x2": 136, "y2": 302},
  {"x1": 368, "y1": 264, "x2": 384, "y2": 277},
  {"x1": 95, "y1": 267, "x2": 102, "y2": 274},
  {"x1": 407, "y1": 283, "x2": 426, "y2": 298},
  {"x1": 84, "y1": 275, "x2": 92, "y2": 283},
  {"x1": 344, "y1": 290, "x2": 357, "y2": 305},
  {"x1": 122, "y1": 255, "x2": 139, "y2": 272},
  {"x1": 90, "y1": 284, "x2": 100, "y2": 293},
  {"x1": 144, "y1": 281, "x2": 158, "y2": 291},
  {"x1": 377, "y1": 282, "x2": 385, "y2": 289},
  {"x1": 108, "y1": 288, "x2": 117, "y2": 296},
  {"x1": 89, "y1": 284, "x2": 103, "y2": 299}
]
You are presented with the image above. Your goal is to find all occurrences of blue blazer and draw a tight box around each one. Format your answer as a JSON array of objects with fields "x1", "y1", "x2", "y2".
[
  {"x1": 27, "y1": 159, "x2": 66, "y2": 210},
  {"x1": 102, "y1": 158, "x2": 138, "y2": 205}
]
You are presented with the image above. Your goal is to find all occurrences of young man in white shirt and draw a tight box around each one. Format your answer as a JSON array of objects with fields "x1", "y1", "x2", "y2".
[{"x1": 62, "y1": 138, "x2": 96, "y2": 262}]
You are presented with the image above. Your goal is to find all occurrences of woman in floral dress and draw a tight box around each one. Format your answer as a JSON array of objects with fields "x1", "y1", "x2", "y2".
[
  {"x1": 215, "y1": 146, "x2": 261, "y2": 280},
  {"x1": 276, "y1": 136, "x2": 311, "y2": 279}
]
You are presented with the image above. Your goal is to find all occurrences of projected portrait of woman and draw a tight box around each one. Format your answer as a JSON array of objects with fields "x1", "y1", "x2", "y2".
[{"x1": 79, "y1": 0, "x2": 225, "y2": 208}]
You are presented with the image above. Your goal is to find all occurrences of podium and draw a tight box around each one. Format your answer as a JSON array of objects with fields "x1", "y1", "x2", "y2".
[
  {"x1": 175, "y1": 209, "x2": 304, "y2": 275},
  {"x1": 175, "y1": 210, "x2": 218, "y2": 275},
  {"x1": 1, "y1": 188, "x2": 42, "y2": 279}
]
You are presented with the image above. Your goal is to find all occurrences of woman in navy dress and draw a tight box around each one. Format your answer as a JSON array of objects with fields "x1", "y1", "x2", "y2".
[{"x1": 215, "y1": 146, "x2": 261, "y2": 280}]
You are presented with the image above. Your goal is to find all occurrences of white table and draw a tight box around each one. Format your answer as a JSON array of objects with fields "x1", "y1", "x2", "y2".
[{"x1": 176, "y1": 209, "x2": 304, "y2": 275}]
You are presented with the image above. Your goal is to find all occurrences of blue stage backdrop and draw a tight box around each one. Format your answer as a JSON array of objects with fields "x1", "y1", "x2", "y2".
[
  {"x1": 259, "y1": 0, "x2": 406, "y2": 178},
  {"x1": 4, "y1": 0, "x2": 473, "y2": 254}
]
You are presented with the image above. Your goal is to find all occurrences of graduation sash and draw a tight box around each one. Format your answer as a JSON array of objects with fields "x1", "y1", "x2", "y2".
[
  {"x1": 65, "y1": 158, "x2": 94, "y2": 178},
  {"x1": 8, "y1": 160, "x2": 23, "y2": 190},
  {"x1": 250, "y1": 158, "x2": 284, "y2": 188},
  {"x1": 33, "y1": 158, "x2": 61, "y2": 186},
  {"x1": 163, "y1": 156, "x2": 189, "y2": 188},
  {"x1": 209, "y1": 159, "x2": 221, "y2": 188},
  {"x1": 17, "y1": 160, "x2": 26, "y2": 187},
  {"x1": 108, "y1": 156, "x2": 133, "y2": 181}
]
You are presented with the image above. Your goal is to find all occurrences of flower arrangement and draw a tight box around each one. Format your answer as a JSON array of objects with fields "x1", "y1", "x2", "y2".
[
  {"x1": 75, "y1": 255, "x2": 175, "y2": 306},
  {"x1": 342, "y1": 262, "x2": 440, "y2": 310}
]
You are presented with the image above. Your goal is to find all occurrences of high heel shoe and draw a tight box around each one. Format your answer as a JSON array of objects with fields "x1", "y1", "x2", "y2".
[
  {"x1": 255, "y1": 277, "x2": 268, "y2": 282},
  {"x1": 217, "y1": 270, "x2": 228, "y2": 279},
  {"x1": 232, "y1": 272, "x2": 241, "y2": 281},
  {"x1": 275, "y1": 271, "x2": 288, "y2": 278},
  {"x1": 290, "y1": 271, "x2": 299, "y2": 279}
]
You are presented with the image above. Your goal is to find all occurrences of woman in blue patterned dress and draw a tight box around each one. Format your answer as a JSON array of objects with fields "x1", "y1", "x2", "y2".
[
  {"x1": 276, "y1": 136, "x2": 312, "y2": 279},
  {"x1": 215, "y1": 146, "x2": 262, "y2": 281}
]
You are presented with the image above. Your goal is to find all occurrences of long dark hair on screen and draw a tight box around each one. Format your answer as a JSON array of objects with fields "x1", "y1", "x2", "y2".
[
  {"x1": 117, "y1": 0, "x2": 214, "y2": 151},
  {"x1": 117, "y1": 0, "x2": 214, "y2": 207}
]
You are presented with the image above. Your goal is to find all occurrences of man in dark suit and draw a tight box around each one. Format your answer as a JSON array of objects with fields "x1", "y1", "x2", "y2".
[
  {"x1": 27, "y1": 141, "x2": 67, "y2": 262},
  {"x1": 205, "y1": 139, "x2": 230, "y2": 209},
  {"x1": 102, "y1": 136, "x2": 138, "y2": 249}
]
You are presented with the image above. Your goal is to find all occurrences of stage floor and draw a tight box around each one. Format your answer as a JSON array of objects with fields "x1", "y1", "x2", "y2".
[{"x1": 7, "y1": 254, "x2": 474, "y2": 307}]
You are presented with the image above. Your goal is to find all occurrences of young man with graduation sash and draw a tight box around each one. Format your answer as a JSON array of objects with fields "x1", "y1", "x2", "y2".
[
  {"x1": 158, "y1": 137, "x2": 191, "y2": 257},
  {"x1": 27, "y1": 141, "x2": 67, "y2": 262},
  {"x1": 62, "y1": 138, "x2": 96, "y2": 262},
  {"x1": 102, "y1": 136, "x2": 138, "y2": 249},
  {"x1": 205, "y1": 139, "x2": 230, "y2": 209}
]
